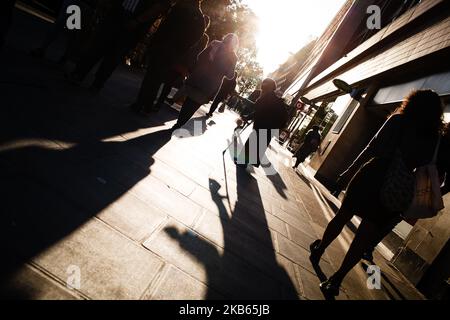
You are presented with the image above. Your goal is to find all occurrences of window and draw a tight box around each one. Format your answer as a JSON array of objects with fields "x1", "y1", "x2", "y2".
[
  {"x1": 341, "y1": 0, "x2": 422, "y2": 58},
  {"x1": 332, "y1": 97, "x2": 359, "y2": 134}
]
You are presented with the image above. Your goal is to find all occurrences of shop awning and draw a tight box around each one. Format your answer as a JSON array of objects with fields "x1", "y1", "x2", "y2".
[{"x1": 373, "y1": 70, "x2": 450, "y2": 105}]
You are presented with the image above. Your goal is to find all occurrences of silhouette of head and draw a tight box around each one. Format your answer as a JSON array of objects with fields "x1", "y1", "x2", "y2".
[
  {"x1": 398, "y1": 89, "x2": 444, "y2": 135},
  {"x1": 222, "y1": 33, "x2": 239, "y2": 53},
  {"x1": 261, "y1": 78, "x2": 277, "y2": 96},
  {"x1": 312, "y1": 125, "x2": 321, "y2": 132}
]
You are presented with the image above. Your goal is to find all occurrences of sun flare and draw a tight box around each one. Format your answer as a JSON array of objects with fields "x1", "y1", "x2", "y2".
[{"x1": 244, "y1": 0, "x2": 347, "y2": 76}]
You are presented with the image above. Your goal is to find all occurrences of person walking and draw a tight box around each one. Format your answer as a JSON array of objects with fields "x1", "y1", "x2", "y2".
[
  {"x1": 206, "y1": 71, "x2": 238, "y2": 117},
  {"x1": 68, "y1": 0, "x2": 174, "y2": 91},
  {"x1": 130, "y1": 0, "x2": 206, "y2": 114},
  {"x1": 292, "y1": 125, "x2": 322, "y2": 169},
  {"x1": 234, "y1": 78, "x2": 289, "y2": 168},
  {"x1": 309, "y1": 90, "x2": 449, "y2": 297},
  {"x1": 152, "y1": 15, "x2": 211, "y2": 111},
  {"x1": 361, "y1": 120, "x2": 450, "y2": 262},
  {"x1": 171, "y1": 33, "x2": 239, "y2": 130}
]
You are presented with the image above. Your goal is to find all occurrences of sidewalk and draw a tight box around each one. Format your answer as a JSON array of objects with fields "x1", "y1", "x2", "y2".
[{"x1": 0, "y1": 9, "x2": 424, "y2": 300}]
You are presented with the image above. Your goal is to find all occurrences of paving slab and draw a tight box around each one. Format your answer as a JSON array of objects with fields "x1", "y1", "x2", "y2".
[
  {"x1": 143, "y1": 219, "x2": 298, "y2": 300},
  {"x1": 0, "y1": 264, "x2": 81, "y2": 300},
  {"x1": 0, "y1": 13, "x2": 427, "y2": 300},
  {"x1": 33, "y1": 218, "x2": 164, "y2": 300},
  {"x1": 143, "y1": 264, "x2": 224, "y2": 300}
]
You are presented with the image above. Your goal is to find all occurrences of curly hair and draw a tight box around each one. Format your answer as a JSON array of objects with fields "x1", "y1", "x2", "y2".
[
  {"x1": 396, "y1": 89, "x2": 444, "y2": 136},
  {"x1": 444, "y1": 122, "x2": 450, "y2": 137}
]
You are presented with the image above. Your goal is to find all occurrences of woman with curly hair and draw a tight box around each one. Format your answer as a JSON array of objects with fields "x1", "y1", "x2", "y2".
[{"x1": 311, "y1": 89, "x2": 448, "y2": 296}]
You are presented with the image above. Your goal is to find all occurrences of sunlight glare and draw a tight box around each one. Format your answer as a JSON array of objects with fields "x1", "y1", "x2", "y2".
[{"x1": 244, "y1": 0, "x2": 347, "y2": 75}]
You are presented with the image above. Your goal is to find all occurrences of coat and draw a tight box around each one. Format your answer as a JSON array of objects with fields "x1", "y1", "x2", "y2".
[
  {"x1": 182, "y1": 41, "x2": 237, "y2": 104},
  {"x1": 251, "y1": 92, "x2": 289, "y2": 130},
  {"x1": 146, "y1": 1, "x2": 205, "y2": 66}
]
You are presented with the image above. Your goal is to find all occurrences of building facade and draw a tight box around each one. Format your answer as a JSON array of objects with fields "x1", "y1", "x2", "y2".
[{"x1": 283, "y1": 0, "x2": 450, "y2": 299}]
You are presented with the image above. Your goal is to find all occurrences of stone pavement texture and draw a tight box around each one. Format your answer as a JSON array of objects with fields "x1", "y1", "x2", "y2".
[{"x1": 0, "y1": 8, "x2": 424, "y2": 300}]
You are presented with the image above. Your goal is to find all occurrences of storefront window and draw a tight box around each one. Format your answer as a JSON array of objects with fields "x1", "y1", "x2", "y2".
[{"x1": 287, "y1": 100, "x2": 341, "y2": 153}]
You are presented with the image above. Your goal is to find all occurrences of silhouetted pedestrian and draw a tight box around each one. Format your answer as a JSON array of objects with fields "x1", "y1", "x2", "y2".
[
  {"x1": 361, "y1": 121, "x2": 450, "y2": 262},
  {"x1": 130, "y1": 0, "x2": 205, "y2": 114},
  {"x1": 235, "y1": 78, "x2": 288, "y2": 168},
  {"x1": 292, "y1": 125, "x2": 322, "y2": 168},
  {"x1": 310, "y1": 90, "x2": 449, "y2": 297},
  {"x1": 171, "y1": 33, "x2": 239, "y2": 129},
  {"x1": 68, "y1": 0, "x2": 173, "y2": 91},
  {"x1": 153, "y1": 16, "x2": 211, "y2": 111}
]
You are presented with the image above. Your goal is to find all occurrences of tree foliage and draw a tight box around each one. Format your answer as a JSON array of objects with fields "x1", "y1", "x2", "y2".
[{"x1": 202, "y1": 0, "x2": 263, "y2": 96}]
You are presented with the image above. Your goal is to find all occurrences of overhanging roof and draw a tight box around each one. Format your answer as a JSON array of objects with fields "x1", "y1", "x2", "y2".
[{"x1": 373, "y1": 70, "x2": 450, "y2": 105}]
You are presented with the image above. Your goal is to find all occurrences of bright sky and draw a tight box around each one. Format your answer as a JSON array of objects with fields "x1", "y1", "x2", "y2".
[{"x1": 244, "y1": 0, "x2": 347, "y2": 75}]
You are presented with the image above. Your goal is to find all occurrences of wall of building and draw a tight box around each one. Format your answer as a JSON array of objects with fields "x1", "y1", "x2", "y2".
[
  {"x1": 310, "y1": 87, "x2": 384, "y2": 188},
  {"x1": 283, "y1": 0, "x2": 450, "y2": 299},
  {"x1": 301, "y1": 0, "x2": 449, "y2": 101},
  {"x1": 393, "y1": 195, "x2": 450, "y2": 290}
]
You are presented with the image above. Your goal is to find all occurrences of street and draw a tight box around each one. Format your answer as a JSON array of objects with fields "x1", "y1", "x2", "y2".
[{"x1": 0, "y1": 8, "x2": 424, "y2": 300}]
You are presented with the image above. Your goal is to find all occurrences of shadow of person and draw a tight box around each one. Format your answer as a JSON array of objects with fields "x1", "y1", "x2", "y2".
[
  {"x1": 172, "y1": 116, "x2": 209, "y2": 139},
  {"x1": 265, "y1": 169, "x2": 288, "y2": 200},
  {"x1": 165, "y1": 168, "x2": 299, "y2": 299},
  {"x1": 0, "y1": 43, "x2": 181, "y2": 148},
  {"x1": 0, "y1": 128, "x2": 173, "y2": 295}
]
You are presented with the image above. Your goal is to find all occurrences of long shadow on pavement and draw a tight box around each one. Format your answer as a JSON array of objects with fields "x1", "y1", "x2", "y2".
[
  {"x1": 166, "y1": 167, "x2": 299, "y2": 299},
  {"x1": 0, "y1": 128, "x2": 173, "y2": 298}
]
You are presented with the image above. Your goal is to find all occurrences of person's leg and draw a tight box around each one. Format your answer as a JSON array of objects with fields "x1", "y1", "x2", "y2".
[
  {"x1": 293, "y1": 147, "x2": 309, "y2": 168},
  {"x1": 208, "y1": 92, "x2": 226, "y2": 115},
  {"x1": 173, "y1": 98, "x2": 201, "y2": 129},
  {"x1": 91, "y1": 44, "x2": 125, "y2": 90},
  {"x1": 92, "y1": 18, "x2": 142, "y2": 90},
  {"x1": 218, "y1": 101, "x2": 227, "y2": 113},
  {"x1": 155, "y1": 70, "x2": 180, "y2": 106},
  {"x1": 326, "y1": 218, "x2": 380, "y2": 288},
  {"x1": 311, "y1": 202, "x2": 355, "y2": 263},
  {"x1": 155, "y1": 82, "x2": 173, "y2": 106},
  {"x1": 256, "y1": 129, "x2": 272, "y2": 168},
  {"x1": 134, "y1": 65, "x2": 168, "y2": 113},
  {"x1": 70, "y1": 14, "x2": 117, "y2": 81},
  {"x1": 362, "y1": 217, "x2": 401, "y2": 261},
  {"x1": 293, "y1": 156, "x2": 303, "y2": 168}
]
